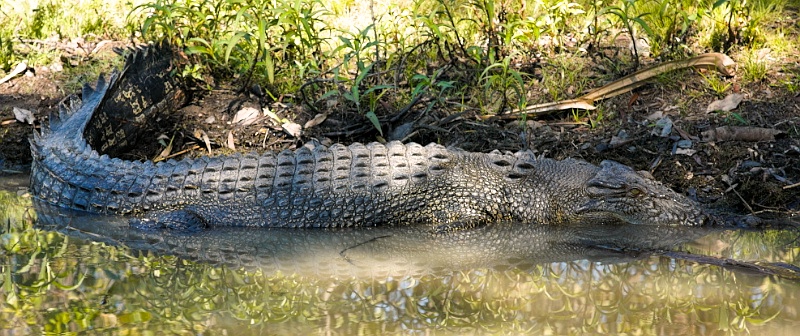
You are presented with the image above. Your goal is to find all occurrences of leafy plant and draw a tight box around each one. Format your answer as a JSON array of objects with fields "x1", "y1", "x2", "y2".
[
  {"x1": 131, "y1": 0, "x2": 332, "y2": 94},
  {"x1": 323, "y1": 25, "x2": 394, "y2": 135},
  {"x1": 26, "y1": 2, "x2": 59, "y2": 39},
  {"x1": 479, "y1": 55, "x2": 528, "y2": 114},
  {"x1": 598, "y1": 0, "x2": 654, "y2": 69},
  {"x1": 723, "y1": 111, "x2": 749, "y2": 125},
  {"x1": 637, "y1": 0, "x2": 704, "y2": 58},
  {"x1": 741, "y1": 48, "x2": 769, "y2": 82},
  {"x1": 0, "y1": 33, "x2": 15, "y2": 73},
  {"x1": 700, "y1": 72, "x2": 732, "y2": 96},
  {"x1": 541, "y1": 1, "x2": 585, "y2": 52}
]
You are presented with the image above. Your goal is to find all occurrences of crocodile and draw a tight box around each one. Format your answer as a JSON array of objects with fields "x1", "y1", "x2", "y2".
[{"x1": 29, "y1": 43, "x2": 711, "y2": 231}]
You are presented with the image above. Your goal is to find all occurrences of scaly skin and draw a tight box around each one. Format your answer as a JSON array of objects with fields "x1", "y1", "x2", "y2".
[{"x1": 29, "y1": 43, "x2": 710, "y2": 230}]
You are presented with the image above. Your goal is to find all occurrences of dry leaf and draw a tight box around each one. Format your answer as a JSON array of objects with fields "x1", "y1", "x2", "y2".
[
  {"x1": 675, "y1": 148, "x2": 697, "y2": 156},
  {"x1": 608, "y1": 135, "x2": 633, "y2": 148},
  {"x1": 0, "y1": 61, "x2": 28, "y2": 85},
  {"x1": 645, "y1": 111, "x2": 663, "y2": 121},
  {"x1": 706, "y1": 93, "x2": 743, "y2": 113},
  {"x1": 194, "y1": 129, "x2": 212, "y2": 153},
  {"x1": 702, "y1": 126, "x2": 783, "y2": 142},
  {"x1": 226, "y1": 131, "x2": 236, "y2": 150},
  {"x1": 155, "y1": 141, "x2": 173, "y2": 161},
  {"x1": 303, "y1": 113, "x2": 328, "y2": 129},
  {"x1": 282, "y1": 122, "x2": 302, "y2": 137},
  {"x1": 13, "y1": 107, "x2": 35, "y2": 124},
  {"x1": 232, "y1": 107, "x2": 260, "y2": 125}
]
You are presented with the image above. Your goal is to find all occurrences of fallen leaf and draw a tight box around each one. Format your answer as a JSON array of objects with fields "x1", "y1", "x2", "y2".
[
  {"x1": 226, "y1": 131, "x2": 236, "y2": 150},
  {"x1": 702, "y1": 126, "x2": 783, "y2": 142},
  {"x1": 0, "y1": 61, "x2": 28, "y2": 85},
  {"x1": 13, "y1": 107, "x2": 35, "y2": 124},
  {"x1": 675, "y1": 148, "x2": 697, "y2": 156},
  {"x1": 706, "y1": 93, "x2": 744, "y2": 113},
  {"x1": 645, "y1": 111, "x2": 663, "y2": 121},
  {"x1": 194, "y1": 129, "x2": 212, "y2": 153},
  {"x1": 154, "y1": 135, "x2": 174, "y2": 162},
  {"x1": 609, "y1": 135, "x2": 633, "y2": 148},
  {"x1": 282, "y1": 122, "x2": 302, "y2": 137},
  {"x1": 264, "y1": 108, "x2": 288, "y2": 125},
  {"x1": 303, "y1": 113, "x2": 328, "y2": 129},
  {"x1": 233, "y1": 107, "x2": 260, "y2": 125}
]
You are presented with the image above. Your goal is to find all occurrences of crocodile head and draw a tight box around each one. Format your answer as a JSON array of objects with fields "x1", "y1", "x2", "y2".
[{"x1": 569, "y1": 160, "x2": 710, "y2": 226}]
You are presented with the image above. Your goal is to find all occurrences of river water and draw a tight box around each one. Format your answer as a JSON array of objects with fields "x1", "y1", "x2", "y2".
[{"x1": 1, "y1": 173, "x2": 799, "y2": 335}]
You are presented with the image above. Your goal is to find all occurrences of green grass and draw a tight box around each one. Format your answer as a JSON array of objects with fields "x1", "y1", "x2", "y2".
[{"x1": 0, "y1": 0, "x2": 796, "y2": 120}]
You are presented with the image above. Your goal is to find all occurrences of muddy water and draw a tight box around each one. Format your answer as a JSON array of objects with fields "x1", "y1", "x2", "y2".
[{"x1": 1, "y1": 174, "x2": 799, "y2": 335}]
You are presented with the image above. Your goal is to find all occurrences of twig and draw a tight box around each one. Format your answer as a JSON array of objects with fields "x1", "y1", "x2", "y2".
[
  {"x1": 154, "y1": 145, "x2": 200, "y2": 162},
  {"x1": 783, "y1": 182, "x2": 800, "y2": 190},
  {"x1": 484, "y1": 53, "x2": 736, "y2": 120},
  {"x1": 730, "y1": 187, "x2": 756, "y2": 215}
]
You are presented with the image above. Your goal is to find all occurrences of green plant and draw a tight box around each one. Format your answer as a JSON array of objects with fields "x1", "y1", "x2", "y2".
[
  {"x1": 131, "y1": 0, "x2": 332, "y2": 94},
  {"x1": 539, "y1": 54, "x2": 589, "y2": 102},
  {"x1": 778, "y1": 71, "x2": 799, "y2": 94},
  {"x1": 26, "y1": 2, "x2": 59, "y2": 39},
  {"x1": 637, "y1": 0, "x2": 705, "y2": 58},
  {"x1": 708, "y1": 0, "x2": 781, "y2": 51},
  {"x1": 723, "y1": 111, "x2": 749, "y2": 125},
  {"x1": 324, "y1": 24, "x2": 394, "y2": 135},
  {"x1": 541, "y1": 1, "x2": 585, "y2": 52},
  {"x1": 0, "y1": 32, "x2": 15, "y2": 73},
  {"x1": 598, "y1": 0, "x2": 654, "y2": 69},
  {"x1": 479, "y1": 55, "x2": 528, "y2": 114},
  {"x1": 740, "y1": 48, "x2": 769, "y2": 82},
  {"x1": 700, "y1": 72, "x2": 732, "y2": 96}
]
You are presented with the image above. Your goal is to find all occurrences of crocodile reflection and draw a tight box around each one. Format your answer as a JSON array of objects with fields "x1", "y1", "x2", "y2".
[{"x1": 34, "y1": 201, "x2": 716, "y2": 277}]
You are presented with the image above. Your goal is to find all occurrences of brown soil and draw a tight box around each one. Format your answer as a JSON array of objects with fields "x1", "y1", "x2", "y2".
[{"x1": 1, "y1": 43, "x2": 798, "y2": 221}]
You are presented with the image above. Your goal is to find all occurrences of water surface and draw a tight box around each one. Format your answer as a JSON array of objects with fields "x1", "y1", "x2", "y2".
[{"x1": 1, "y1": 175, "x2": 799, "y2": 335}]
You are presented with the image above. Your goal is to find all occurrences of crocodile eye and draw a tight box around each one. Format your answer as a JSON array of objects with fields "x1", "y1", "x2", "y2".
[{"x1": 628, "y1": 187, "x2": 643, "y2": 197}]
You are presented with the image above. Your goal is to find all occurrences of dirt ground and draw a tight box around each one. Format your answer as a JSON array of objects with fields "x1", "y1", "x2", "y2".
[{"x1": 1, "y1": 44, "x2": 798, "y2": 221}]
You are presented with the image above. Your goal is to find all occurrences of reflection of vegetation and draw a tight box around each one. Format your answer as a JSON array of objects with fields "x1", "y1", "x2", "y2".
[{"x1": 0, "y1": 189, "x2": 798, "y2": 333}]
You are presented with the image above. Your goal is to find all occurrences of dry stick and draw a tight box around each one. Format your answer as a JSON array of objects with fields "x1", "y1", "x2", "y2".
[
  {"x1": 731, "y1": 187, "x2": 756, "y2": 215},
  {"x1": 484, "y1": 53, "x2": 736, "y2": 120},
  {"x1": 784, "y1": 182, "x2": 800, "y2": 190},
  {"x1": 153, "y1": 145, "x2": 201, "y2": 162}
]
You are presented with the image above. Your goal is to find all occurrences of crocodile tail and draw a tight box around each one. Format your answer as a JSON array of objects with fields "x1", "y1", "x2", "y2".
[
  {"x1": 32, "y1": 71, "x2": 118, "y2": 156},
  {"x1": 84, "y1": 41, "x2": 186, "y2": 157},
  {"x1": 30, "y1": 42, "x2": 185, "y2": 213}
]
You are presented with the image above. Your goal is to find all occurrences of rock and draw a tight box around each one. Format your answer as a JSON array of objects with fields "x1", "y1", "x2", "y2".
[{"x1": 651, "y1": 117, "x2": 673, "y2": 137}]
